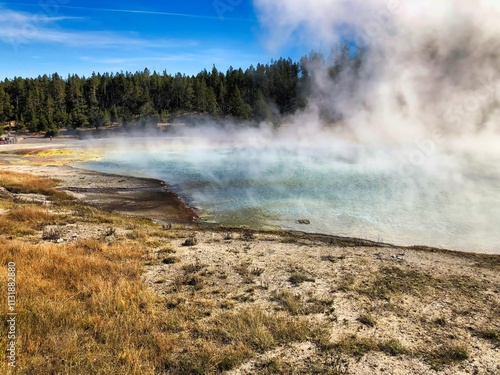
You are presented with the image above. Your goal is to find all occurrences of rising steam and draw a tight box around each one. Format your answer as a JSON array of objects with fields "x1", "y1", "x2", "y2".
[{"x1": 255, "y1": 0, "x2": 500, "y2": 148}]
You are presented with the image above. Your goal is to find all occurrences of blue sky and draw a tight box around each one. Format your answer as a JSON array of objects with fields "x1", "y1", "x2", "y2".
[{"x1": 0, "y1": 0, "x2": 303, "y2": 79}]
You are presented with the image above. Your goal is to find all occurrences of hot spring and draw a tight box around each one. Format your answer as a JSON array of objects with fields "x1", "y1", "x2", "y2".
[{"x1": 79, "y1": 137, "x2": 500, "y2": 254}]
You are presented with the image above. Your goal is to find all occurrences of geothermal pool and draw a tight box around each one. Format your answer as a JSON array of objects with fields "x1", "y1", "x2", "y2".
[{"x1": 80, "y1": 140, "x2": 500, "y2": 254}]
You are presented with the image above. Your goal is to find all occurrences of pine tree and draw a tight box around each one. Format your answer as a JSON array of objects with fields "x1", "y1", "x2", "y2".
[{"x1": 0, "y1": 88, "x2": 13, "y2": 126}]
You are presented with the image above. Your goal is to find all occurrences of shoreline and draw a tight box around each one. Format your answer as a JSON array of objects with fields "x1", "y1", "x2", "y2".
[
  {"x1": 0, "y1": 163, "x2": 199, "y2": 224},
  {"x1": 0, "y1": 139, "x2": 498, "y2": 256},
  {"x1": 2, "y1": 162, "x2": 498, "y2": 259}
]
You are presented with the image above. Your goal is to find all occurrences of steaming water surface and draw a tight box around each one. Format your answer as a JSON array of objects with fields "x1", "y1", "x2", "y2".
[{"x1": 80, "y1": 139, "x2": 499, "y2": 254}]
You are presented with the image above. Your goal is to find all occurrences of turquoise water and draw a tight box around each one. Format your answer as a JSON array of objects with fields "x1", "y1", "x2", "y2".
[{"x1": 79, "y1": 141, "x2": 500, "y2": 253}]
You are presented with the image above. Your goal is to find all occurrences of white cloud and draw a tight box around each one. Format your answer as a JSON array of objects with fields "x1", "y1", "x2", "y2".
[
  {"x1": 0, "y1": 8, "x2": 197, "y2": 50},
  {"x1": 81, "y1": 55, "x2": 197, "y2": 65},
  {"x1": 0, "y1": 9, "x2": 82, "y2": 24}
]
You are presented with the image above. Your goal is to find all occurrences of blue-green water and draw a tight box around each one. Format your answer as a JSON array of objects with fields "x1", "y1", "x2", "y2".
[{"x1": 79, "y1": 141, "x2": 499, "y2": 253}]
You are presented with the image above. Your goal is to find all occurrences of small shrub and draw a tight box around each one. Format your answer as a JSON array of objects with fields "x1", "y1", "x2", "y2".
[
  {"x1": 221, "y1": 232, "x2": 233, "y2": 240},
  {"x1": 74, "y1": 204, "x2": 97, "y2": 219},
  {"x1": 321, "y1": 255, "x2": 345, "y2": 263},
  {"x1": 250, "y1": 267, "x2": 265, "y2": 276},
  {"x1": 434, "y1": 317, "x2": 447, "y2": 326},
  {"x1": 182, "y1": 260, "x2": 205, "y2": 273},
  {"x1": 426, "y1": 344, "x2": 470, "y2": 370},
  {"x1": 158, "y1": 247, "x2": 176, "y2": 255},
  {"x1": 42, "y1": 227, "x2": 63, "y2": 241},
  {"x1": 335, "y1": 335, "x2": 379, "y2": 358},
  {"x1": 162, "y1": 256, "x2": 179, "y2": 265},
  {"x1": 289, "y1": 271, "x2": 315, "y2": 285},
  {"x1": 127, "y1": 229, "x2": 147, "y2": 240},
  {"x1": 357, "y1": 313, "x2": 376, "y2": 328},
  {"x1": 182, "y1": 235, "x2": 197, "y2": 246},
  {"x1": 175, "y1": 274, "x2": 204, "y2": 290},
  {"x1": 474, "y1": 329, "x2": 500, "y2": 345},
  {"x1": 337, "y1": 274, "x2": 356, "y2": 292},
  {"x1": 273, "y1": 290, "x2": 305, "y2": 315},
  {"x1": 379, "y1": 339, "x2": 407, "y2": 356},
  {"x1": 240, "y1": 230, "x2": 254, "y2": 241}
]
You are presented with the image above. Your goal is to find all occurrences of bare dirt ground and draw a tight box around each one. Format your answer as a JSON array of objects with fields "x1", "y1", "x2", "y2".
[{"x1": 1, "y1": 142, "x2": 499, "y2": 374}]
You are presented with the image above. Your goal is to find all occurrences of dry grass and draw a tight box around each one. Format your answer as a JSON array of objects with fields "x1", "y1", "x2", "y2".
[
  {"x1": 357, "y1": 313, "x2": 377, "y2": 327},
  {"x1": 0, "y1": 171, "x2": 70, "y2": 201},
  {"x1": 333, "y1": 335, "x2": 408, "y2": 358},
  {"x1": 423, "y1": 344, "x2": 470, "y2": 370},
  {"x1": 0, "y1": 237, "x2": 160, "y2": 374},
  {"x1": 176, "y1": 308, "x2": 322, "y2": 374},
  {"x1": 7, "y1": 206, "x2": 57, "y2": 229},
  {"x1": 359, "y1": 266, "x2": 485, "y2": 301}
]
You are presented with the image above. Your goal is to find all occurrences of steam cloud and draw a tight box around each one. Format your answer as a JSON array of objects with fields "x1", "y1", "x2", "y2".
[{"x1": 254, "y1": 0, "x2": 500, "y2": 149}]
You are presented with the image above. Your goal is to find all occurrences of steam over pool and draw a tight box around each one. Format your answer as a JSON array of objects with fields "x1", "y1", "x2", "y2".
[{"x1": 80, "y1": 138, "x2": 499, "y2": 254}]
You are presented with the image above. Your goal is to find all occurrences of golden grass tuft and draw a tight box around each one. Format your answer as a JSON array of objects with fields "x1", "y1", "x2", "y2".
[
  {"x1": 0, "y1": 171, "x2": 70, "y2": 200},
  {"x1": 166, "y1": 308, "x2": 321, "y2": 374},
  {"x1": 7, "y1": 206, "x2": 56, "y2": 227}
]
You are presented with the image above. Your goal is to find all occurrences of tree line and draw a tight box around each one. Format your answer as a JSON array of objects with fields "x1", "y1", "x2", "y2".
[{"x1": 0, "y1": 44, "x2": 361, "y2": 135}]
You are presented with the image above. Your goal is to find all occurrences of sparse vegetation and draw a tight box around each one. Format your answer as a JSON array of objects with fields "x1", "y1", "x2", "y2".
[
  {"x1": 274, "y1": 290, "x2": 306, "y2": 315},
  {"x1": 359, "y1": 266, "x2": 485, "y2": 302},
  {"x1": 104, "y1": 226, "x2": 116, "y2": 237},
  {"x1": 126, "y1": 229, "x2": 147, "y2": 240},
  {"x1": 474, "y1": 329, "x2": 500, "y2": 345},
  {"x1": 162, "y1": 256, "x2": 179, "y2": 265},
  {"x1": 182, "y1": 234, "x2": 198, "y2": 246},
  {"x1": 289, "y1": 271, "x2": 315, "y2": 285},
  {"x1": 7, "y1": 205, "x2": 56, "y2": 229},
  {"x1": 0, "y1": 171, "x2": 70, "y2": 200},
  {"x1": 220, "y1": 232, "x2": 233, "y2": 240},
  {"x1": 334, "y1": 335, "x2": 380, "y2": 358},
  {"x1": 357, "y1": 313, "x2": 377, "y2": 327},
  {"x1": 240, "y1": 229, "x2": 255, "y2": 241},
  {"x1": 335, "y1": 335, "x2": 407, "y2": 358},
  {"x1": 42, "y1": 226, "x2": 63, "y2": 241},
  {"x1": 321, "y1": 254, "x2": 345, "y2": 263},
  {"x1": 424, "y1": 344, "x2": 470, "y2": 370},
  {"x1": 379, "y1": 339, "x2": 407, "y2": 356},
  {"x1": 337, "y1": 273, "x2": 356, "y2": 292}
]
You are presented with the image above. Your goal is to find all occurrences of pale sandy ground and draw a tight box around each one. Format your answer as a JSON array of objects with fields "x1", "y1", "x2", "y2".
[
  {"x1": 1, "y1": 140, "x2": 499, "y2": 374},
  {"x1": 141, "y1": 229, "x2": 500, "y2": 375}
]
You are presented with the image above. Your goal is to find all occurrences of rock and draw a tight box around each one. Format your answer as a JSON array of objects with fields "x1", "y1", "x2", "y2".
[
  {"x1": 0, "y1": 187, "x2": 13, "y2": 196},
  {"x1": 182, "y1": 236, "x2": 197, "y2": 247},
  {"x1": 296, "y1": 219, "x2": 311, "y2": 225}
]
